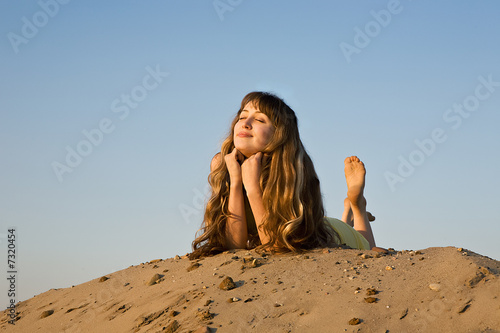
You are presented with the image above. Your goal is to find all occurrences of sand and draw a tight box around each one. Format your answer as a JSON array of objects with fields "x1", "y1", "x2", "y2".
[{"x1": 1, "y1": 246, "x2": 499, "y2": 332}]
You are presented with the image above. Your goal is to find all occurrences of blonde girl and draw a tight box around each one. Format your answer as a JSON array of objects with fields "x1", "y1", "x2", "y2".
[{"x1": 190, "y1": 92, "x2": 375, "y2": 259}]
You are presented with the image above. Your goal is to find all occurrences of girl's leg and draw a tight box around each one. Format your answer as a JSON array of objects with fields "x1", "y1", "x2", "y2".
[
  {"x1": 344, "y1": 156, "x2": 376, "y2": 249},
  {"x1": 341, "y1": 198, "x2": 354, "y2": 227},
  {"x1": 342, "y1": 199, "x2": 375, "y2": 227}
]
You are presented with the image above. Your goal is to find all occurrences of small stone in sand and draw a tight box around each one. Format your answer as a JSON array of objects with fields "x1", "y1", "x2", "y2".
[
  {"x1": 385, "y1": 266, "x2": 394, "y2": 271},
  {"x1": 187, "y1": 262, "x2": 201, "y2": 272},
  {"x1": 366, "y1": 288, "x2": 378, "y2": 295},
  {"x1": 40, "y1": 310, "x2": 54, "y2": 319},
  {"x1": 364, "y1": 297, "x2": 378, "y2": 303},
  {"x1": 98, "y1": 276, "x2": 109, "y2": 282},
  {"x1": 169, "y1": 310, "x2": 180, "y2": 317},
  {"x1": 147, "y1": 273, "x2": 163, "y2": 286},
  {"x1": 219, "y1": 276, "x2": 236, "y2": 290},
  {"x1": 429, "y1": 284, "x2": 441, "y2": 292},
  {"x1": 250, "y1": 259, "x2": 261, "y2": 268},
  {"x1": 163, "y1": 320, "x2": 180, "y2": 333},
  {"x1": 196, "y1": 309, "x2": 215, "y2": 321},
  {"x1": 204, "y1": 300, "x2": 212, "y2": 306},
  {"x1": 348, "y1": 317, "x2": 361, "y2": 325},
  {"x1": 243, "y1": 256, "x2": 254, "y2": 263},
  {"x1": 457, "y1": 300, "x2": 472, "y2": 313},
  {"x1": 467, "y1": 272, "x2": 486, "y2": 288}
]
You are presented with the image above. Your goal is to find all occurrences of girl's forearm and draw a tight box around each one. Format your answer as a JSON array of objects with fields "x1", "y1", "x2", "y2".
[
  {"x1": 226, "y1": 182, "x2": 248, "y2": 249},
  {"x1": 246, "y1": 189, "x2": 271, "y2": 245}
]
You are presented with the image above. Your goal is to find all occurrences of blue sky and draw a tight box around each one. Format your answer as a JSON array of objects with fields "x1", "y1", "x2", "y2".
[{"x1": 1, "y1": 0, "x2": 499, "y2": 304}]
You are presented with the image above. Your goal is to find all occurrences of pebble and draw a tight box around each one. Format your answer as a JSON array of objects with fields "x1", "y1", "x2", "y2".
[
  {"x1": 196, "y1": 309, "x2": 214, "y2": 321},
  {"x1": 457, "y1": 300, "x2": 472, "y2": 313},
  {"x1": 429, "y1": 283, "x2": 441, "y2": 292},
  {"x1": 364, "y1": 297, "x2": 378, "y2": 303},
  {"x1": 467, "y1": 272, "x2": 486, "y2": 288},
  {"x1": 385, "y1": 266, "x2": 394, "y2": 271},
  {"x1": 219, "y1": 276, "x2": 237, "y2": 290},
  {"x1": 366, "y1": 288, "x2": 378, "y2": 295},
  {"x1": 251, "y1": 259, "x2": 262, "y2": 267},
  {"x1": 40, "y1": 310, "x2": 54, "y2": 319},
  {"x1": 163, "y1": 320, "x2": 179, "y2": 333},
  {"x1": 147, "y1": 273, "x2": 162, "y2": 286},
  {"x1": 348, "y1": 317, "x2": 361, "y2": 325},
  {"x1": 187, "y1": 262, "x2": 201, "y2": 272},
  {"x1": 98, "y1": 276, "x2": 109, "y2": 283},
  {"x1": 243, "y1": 256, "x2": 254, "y2": 262}
]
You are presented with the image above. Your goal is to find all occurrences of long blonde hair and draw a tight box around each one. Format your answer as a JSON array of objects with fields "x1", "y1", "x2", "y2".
[{"x1": 190, "y1": 92, "x2": 340, "y2": 258}]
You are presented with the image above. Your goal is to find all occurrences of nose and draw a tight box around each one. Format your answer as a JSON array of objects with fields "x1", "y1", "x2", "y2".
[{"x1": 242, "y1": 118, "x2": 252, "y2": 129}]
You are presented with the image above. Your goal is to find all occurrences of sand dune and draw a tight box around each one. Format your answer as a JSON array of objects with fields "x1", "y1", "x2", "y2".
[{"x1": 1, "y1": 246, "x2": 499, "y2": 332}]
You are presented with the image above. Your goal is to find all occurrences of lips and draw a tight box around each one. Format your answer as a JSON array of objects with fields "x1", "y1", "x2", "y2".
[{"x1": 237, "y1": 132, "x2": 252, "y2": 137}]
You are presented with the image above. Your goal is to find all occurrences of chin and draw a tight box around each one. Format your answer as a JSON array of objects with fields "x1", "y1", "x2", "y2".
[{"x1": 235, "y1": 146, "x2": 257, "y2": 158}]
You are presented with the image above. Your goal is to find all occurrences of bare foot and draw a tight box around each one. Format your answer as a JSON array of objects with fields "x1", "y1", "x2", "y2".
[{"x1": 344, "y1": 156, "x2": 366, "y2": 209}]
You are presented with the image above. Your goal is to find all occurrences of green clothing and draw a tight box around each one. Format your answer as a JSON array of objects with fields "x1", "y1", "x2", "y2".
[{"x1": 324, "y1": 217, "x2": 370, "y2": 250}]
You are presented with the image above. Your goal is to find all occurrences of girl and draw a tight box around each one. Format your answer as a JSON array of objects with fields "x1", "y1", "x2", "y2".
[{"x1": 190, "y1": 92, "x2": 376, "y2": 259}]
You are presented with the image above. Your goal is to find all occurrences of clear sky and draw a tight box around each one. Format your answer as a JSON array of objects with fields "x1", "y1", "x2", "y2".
[{"x1": 1, "y1": 0, "x2": 499, "y2": 304}]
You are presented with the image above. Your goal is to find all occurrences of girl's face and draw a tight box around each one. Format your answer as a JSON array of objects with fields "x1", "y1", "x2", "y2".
[{"x1": 233, "y1": 102, "x2": 275, "y2": 158}]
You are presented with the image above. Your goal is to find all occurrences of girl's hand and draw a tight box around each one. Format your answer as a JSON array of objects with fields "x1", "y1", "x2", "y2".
[
  {"x1": 225, "y1": 148, "x2": 245, "y2": 184},
  {"x1": 241, "y1": 152, "x2": 264, "y2": 195}
]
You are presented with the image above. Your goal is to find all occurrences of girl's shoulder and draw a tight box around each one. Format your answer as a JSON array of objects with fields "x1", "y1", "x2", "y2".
[{"x1": 211, "y1": 152, "x2": 222, "y2": 171}]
